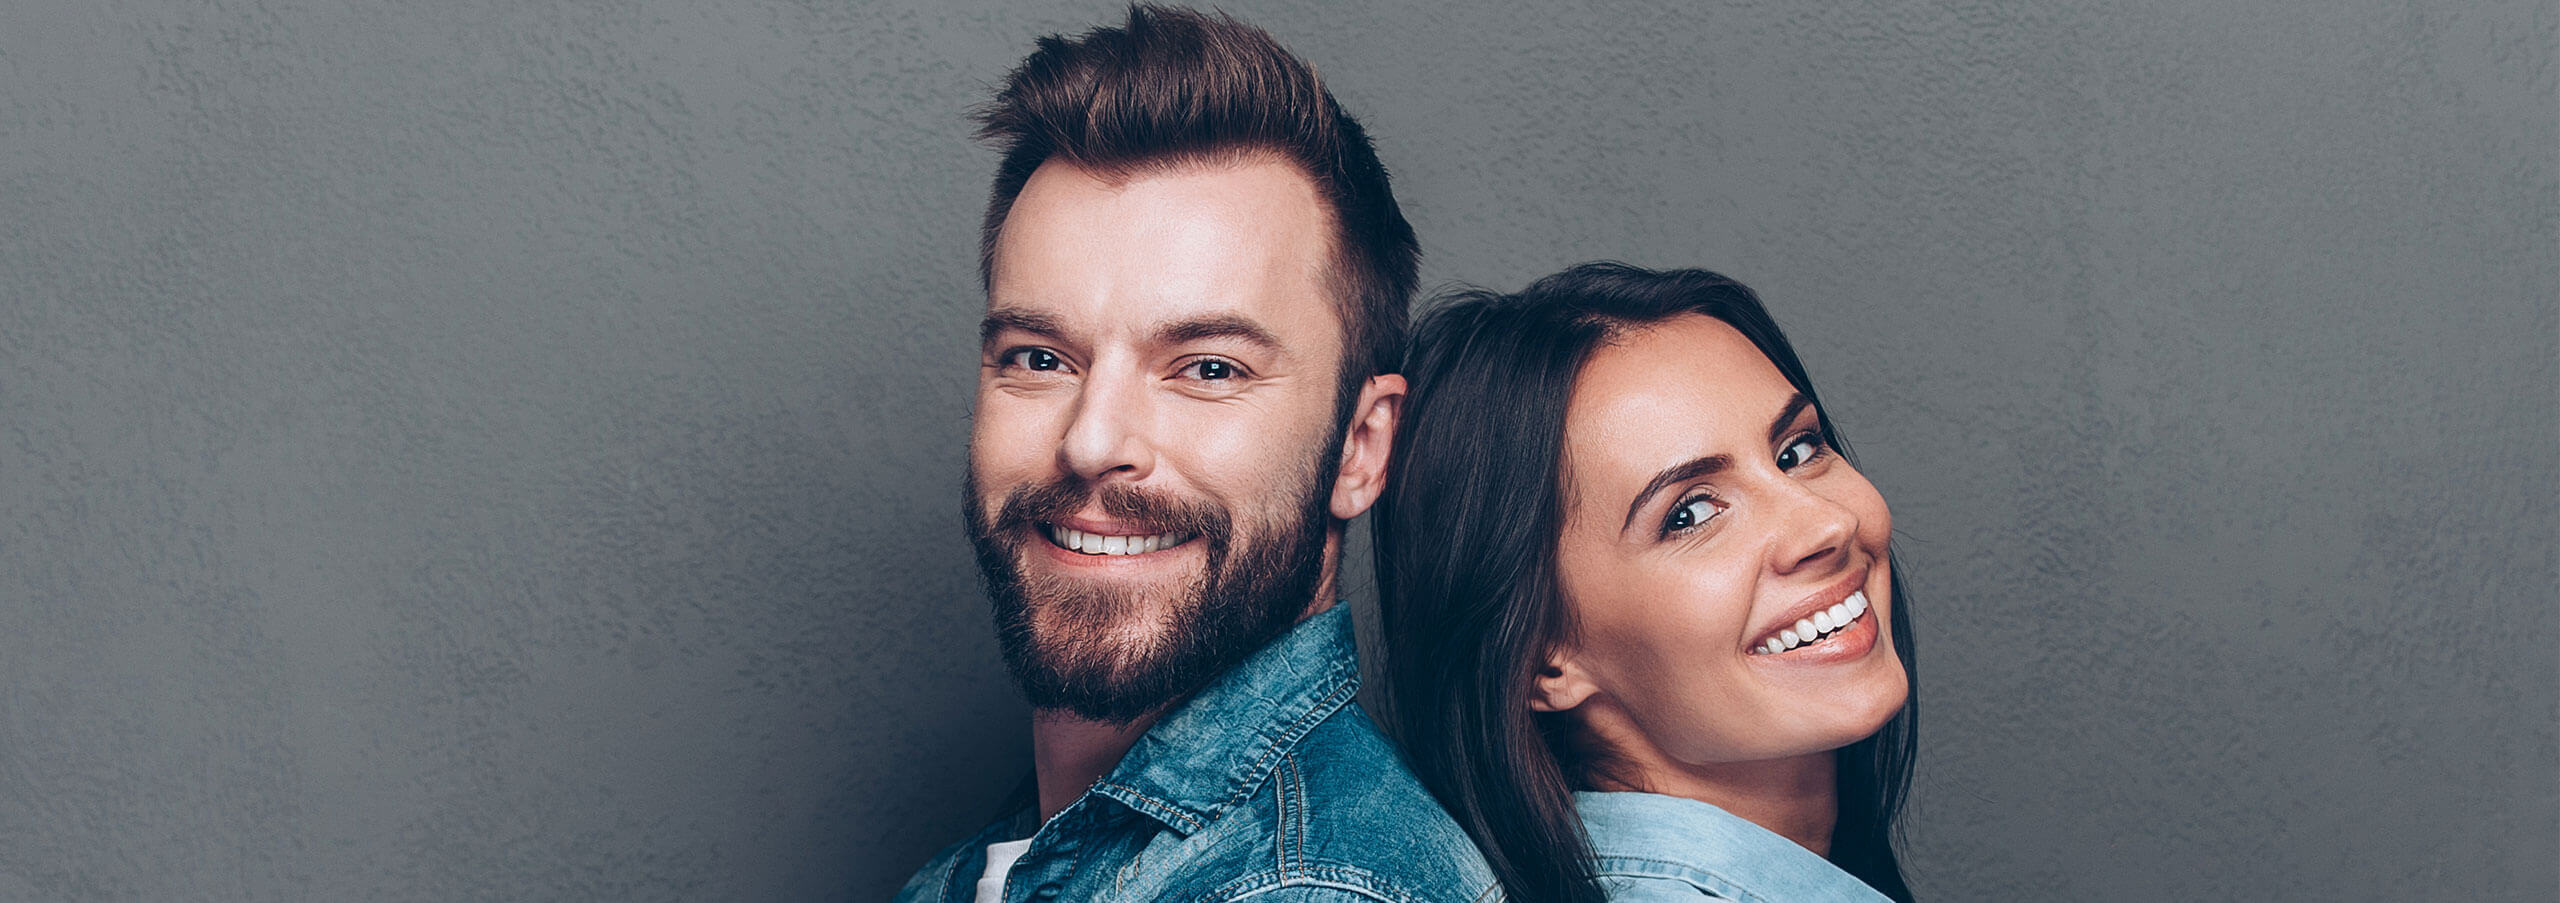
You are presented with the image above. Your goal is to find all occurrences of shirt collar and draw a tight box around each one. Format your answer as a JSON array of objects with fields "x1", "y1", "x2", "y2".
[
  {"x1": 1085, "y1": 603, "x2": 1360, "y2": 836},
  {"x1": 1574, "y1": 790, "x2": 1887, "y2": 898}
]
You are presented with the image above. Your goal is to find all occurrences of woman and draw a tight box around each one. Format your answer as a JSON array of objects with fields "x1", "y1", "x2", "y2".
[{"x1": 1375, "y1": 262, "x2": 1917, "y2": 902}]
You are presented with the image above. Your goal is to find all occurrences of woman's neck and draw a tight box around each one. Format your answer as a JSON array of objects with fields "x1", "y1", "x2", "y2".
[
  {"x1": 1592, "y1": 751, "x2": 1838, "y2": 856},
  {"x1": 1571, "y1": 705, "x2": 1840, "y2": 856}
]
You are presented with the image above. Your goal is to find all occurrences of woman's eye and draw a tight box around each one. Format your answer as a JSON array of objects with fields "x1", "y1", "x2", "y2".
[
  {"x1": 1777, "y1": 435, "x2": 1822, "y2": 470},
  {"x1": 1005, "y1": 348, "x2": 1064, "y2": 372},
  {"x1": 1664, "y1": 495, "x2": 1721, "y2": 535}
]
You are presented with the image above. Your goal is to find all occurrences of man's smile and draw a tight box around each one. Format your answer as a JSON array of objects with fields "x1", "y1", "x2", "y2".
[{"x1": 1042, "y1": 523, "x2": 1199, "y2": 556}]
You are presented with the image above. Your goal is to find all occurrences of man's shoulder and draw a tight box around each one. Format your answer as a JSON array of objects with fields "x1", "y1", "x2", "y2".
[
  {"x1": 1192, "y1": 881, "x2": 1503, "y2": 903},
  {"x1": 1236, "y1": 700, "x2": 1494, "y2": 902},
  {"x1": 1286, "y1": 700, "x2": 1456, "y2": 828},
  {"x1": 889, "y1": 819, "x2": 1004, "y2": 903}
]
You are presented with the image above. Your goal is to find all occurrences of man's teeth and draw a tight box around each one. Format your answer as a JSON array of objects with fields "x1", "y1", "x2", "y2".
[
  {"x1": 1756, "y1": 590, "x2": 1870, "y2": 655},
  {"x1": 1047, "y1": 525, "x2": 1186, "y2": 556}
]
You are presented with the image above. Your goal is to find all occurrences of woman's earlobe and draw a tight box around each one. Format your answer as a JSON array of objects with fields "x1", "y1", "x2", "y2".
[{"x1": 1528, "y1": 659, "x2": 1598, "y2": 713}]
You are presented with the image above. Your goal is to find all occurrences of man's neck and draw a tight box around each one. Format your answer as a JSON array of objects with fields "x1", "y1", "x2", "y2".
[
  {"x1": 1028, "y1": 529, "x2": 1346, "y2": 822},
  {"x1": 1029, "y1": 708, "x2": 1162, "y2": 822}
]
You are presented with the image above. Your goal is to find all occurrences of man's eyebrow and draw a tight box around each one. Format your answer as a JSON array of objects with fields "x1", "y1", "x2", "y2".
[
  {"x1": 1622, "y1": 454, "x2": 1733, "y2": 533},
  {"x1": 1767, "y1": 392, "x2": 1814, "y2": 442},
  {"x1": 1154, "y1": 314, "x2": 1281, "y2": 351},
  {"x1": 980, "y1": 308, "x2": 1065, "y2": 348}
]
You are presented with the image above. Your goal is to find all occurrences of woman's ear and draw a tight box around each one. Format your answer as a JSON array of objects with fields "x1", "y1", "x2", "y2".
[{"x1": 1527, "y1": 649, "x2": 1600, "y2": 713}]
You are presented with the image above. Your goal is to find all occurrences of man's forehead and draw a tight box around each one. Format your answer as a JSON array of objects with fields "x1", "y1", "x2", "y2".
[
  {"x1": 991, "y1": 162, "x2": 1328, "y2": 268},
  {"x1": 981, "y1": 302, "x2": 1284, "y2": 350},
  {"x1": 982, "y1": 157, "x2": 1342, "y2": 353}
]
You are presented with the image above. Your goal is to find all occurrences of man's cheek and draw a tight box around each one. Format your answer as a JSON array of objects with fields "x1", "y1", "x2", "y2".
[
  {"x1": 970, "y1": 421, "x2": 1052, "y2": 481},
  {"x1": 1173, "y1": 409, "x2": 1325, "y2": 462}
]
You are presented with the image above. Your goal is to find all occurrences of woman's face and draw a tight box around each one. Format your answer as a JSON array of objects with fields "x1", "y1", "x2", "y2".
[{"x1": 1538, "y1": 314, "x2": 1907, "y2": 773}]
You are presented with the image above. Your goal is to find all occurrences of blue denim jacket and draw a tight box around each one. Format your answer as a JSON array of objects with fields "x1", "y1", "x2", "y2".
[
  {"x1": 1577, "y1": 792, "x2": 1890, "y2": 902},
  {"x1": 894, "y1": 605, "x2": 1497, "y2": 903}
]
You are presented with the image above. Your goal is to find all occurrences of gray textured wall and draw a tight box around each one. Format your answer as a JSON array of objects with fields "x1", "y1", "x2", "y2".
[{"x1": 2, "y1": 0, "x2": 2551, "y2": 899}]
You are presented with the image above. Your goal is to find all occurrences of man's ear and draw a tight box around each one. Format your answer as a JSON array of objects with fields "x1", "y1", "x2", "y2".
[
  {"x1": 1328, "y1": 373, "x2": 1405, "y2": 520},
  {"x1": 1527, "y1": 647, "x2": 1601, "y2": 714}
]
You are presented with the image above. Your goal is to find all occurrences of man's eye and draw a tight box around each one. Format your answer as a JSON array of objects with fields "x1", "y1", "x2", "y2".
[
  {"x1": 1006, "y1": 348, "x2": 1064, "y2": 371},
  {"x1": 1183, "y1": 358, "x2": 1238, "y2": 380},
  {"x1": 1664, "y1": 495, "x2": 1722, "y2": 535},
  {"x1": 1778, "y1": 434, "x2": 1823, "y2": 470}
]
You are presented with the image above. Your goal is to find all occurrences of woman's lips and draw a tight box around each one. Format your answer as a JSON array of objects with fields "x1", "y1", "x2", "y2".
[{"x1": 1748, "y1": 590, "x2": 1872, "y2": 656}]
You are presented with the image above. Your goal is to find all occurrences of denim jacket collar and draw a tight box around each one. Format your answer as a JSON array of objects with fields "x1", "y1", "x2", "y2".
[
  {"x1": 1575, "y1": 790, "x2": 1893, "y2": 901},
  {"x1": 1082, "y1": 603, "x2": 1360, "y2": 838}
]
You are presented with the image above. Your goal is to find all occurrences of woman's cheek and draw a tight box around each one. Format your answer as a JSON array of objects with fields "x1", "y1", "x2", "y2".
[{"x1": 1827, "y1": 467, "x2": 1893, "y2": 550}]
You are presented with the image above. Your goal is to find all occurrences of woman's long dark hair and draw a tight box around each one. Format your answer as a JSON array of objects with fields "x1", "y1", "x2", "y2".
[{"x1": 1374, "y1": 262, "x2": 1918, "y2": 903}]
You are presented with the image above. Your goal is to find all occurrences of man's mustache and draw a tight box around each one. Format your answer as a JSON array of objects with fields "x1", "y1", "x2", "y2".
[{"x1": 991, "y1": 477, "x2": 1230, "y2": 547}]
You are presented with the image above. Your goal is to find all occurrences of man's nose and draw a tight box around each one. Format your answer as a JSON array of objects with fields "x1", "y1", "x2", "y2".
[{"x1": 1058, "y1": 371, "x2": 1157, "y2": 483}]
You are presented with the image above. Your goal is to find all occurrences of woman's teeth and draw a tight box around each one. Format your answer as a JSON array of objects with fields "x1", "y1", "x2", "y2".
[
  {"x1": 1047, "y1": 525, "x2": 1187, "y2": 556},
  {"x1": 1754, "y1": 590, "x2": 1870, "y2": 655}
]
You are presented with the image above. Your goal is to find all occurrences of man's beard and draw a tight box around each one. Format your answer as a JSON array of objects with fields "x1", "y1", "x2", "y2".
[{"x1": 962, "y1": 442, "x2": 1339, "y2": 724}]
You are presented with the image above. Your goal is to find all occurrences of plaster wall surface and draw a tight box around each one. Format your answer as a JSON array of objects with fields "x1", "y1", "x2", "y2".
[{"x1": 2, "y1": 0, "x2": 2551, "y2": 899}]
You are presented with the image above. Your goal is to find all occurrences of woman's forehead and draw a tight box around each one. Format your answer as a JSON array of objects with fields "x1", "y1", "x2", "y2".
[{"x1": 1562, "y1": 316, "x2": 1797, "y2": 494}]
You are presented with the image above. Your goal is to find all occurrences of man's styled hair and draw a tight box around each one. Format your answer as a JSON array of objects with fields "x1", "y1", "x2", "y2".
[{"x1": 974, "y1": 4, "x2": 1418, "y2": 389}]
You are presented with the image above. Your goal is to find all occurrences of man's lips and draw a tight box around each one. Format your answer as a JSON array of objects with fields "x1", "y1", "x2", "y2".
[{"x1": 1039, "y1": 521, "x2": 1198, "y2": 557}]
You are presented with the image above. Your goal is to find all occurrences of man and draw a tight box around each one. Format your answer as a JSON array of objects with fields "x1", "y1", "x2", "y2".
[{"x1": 894, "y1": 6, "x2": 1497, "y2": 903}]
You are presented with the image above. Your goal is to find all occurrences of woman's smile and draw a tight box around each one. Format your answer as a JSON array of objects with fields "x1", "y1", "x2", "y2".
[{"x1": 1744, "y1": 566, "x2": 1883, "y2": 661}]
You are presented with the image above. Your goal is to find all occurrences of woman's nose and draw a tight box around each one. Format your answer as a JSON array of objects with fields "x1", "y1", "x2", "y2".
[{"x1": 1768, "y1": 481, "x2": 1859, "y2": 576}]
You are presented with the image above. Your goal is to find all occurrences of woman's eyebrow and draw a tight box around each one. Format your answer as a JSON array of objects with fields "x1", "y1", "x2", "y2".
[
  {"x1": 1617, "y1": 393, "x2": 1816, "y2": 532},
  {"x1": 1623, "y1": 454, "x2": 1733, "y2": 532},
  {"x1": 1767, "y1": 392, "x2": 1813, "y2": 442}
]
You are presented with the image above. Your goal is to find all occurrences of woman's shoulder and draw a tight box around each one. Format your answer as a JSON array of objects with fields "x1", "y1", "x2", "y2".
[{"x1": 1573, "y1": 792, "x2": 1893, "y2": 902}]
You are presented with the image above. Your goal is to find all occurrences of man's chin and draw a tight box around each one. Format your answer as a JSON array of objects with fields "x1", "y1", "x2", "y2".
[
  {"x1": 1007, "y1": 640, "x2": 1199, "y2": 724},
  {"x1": 1016, "y1": 595, "x2": 1180, "y2": 652},
  {"x1": 992, "y1": 579, "x2": 1295, "y2": 724},
  {"x1": 966, "y1": 470, "x2": 1337, "y2": 725},
  {"x1": 1001, "y1": 617, "x2": 1238, "y2": 723}
]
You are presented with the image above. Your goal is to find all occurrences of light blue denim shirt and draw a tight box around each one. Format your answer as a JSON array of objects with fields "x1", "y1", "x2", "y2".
[
  {"x1": 1576, "y1": 791, "x2": 1890, "y2": 902},
  {"x1": 895, "y1": 605, "x2": 1498, "y2": 903}
]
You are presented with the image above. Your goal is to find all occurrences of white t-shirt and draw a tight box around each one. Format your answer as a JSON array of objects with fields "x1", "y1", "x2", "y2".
[{"x1": 973, "y1": 838, "x2": 1035, "y2": 903}]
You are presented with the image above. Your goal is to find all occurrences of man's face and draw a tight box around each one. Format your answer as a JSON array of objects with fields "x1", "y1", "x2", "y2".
[{"x1": 965, "y1": 156, "x2": 1351, "y2": 723}]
